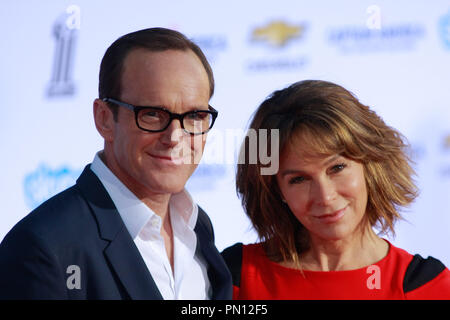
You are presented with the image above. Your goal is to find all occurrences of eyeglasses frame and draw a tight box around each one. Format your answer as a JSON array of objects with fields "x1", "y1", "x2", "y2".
[{"x1": 102, "y1": 98, "x2": 218, "y2": 135}]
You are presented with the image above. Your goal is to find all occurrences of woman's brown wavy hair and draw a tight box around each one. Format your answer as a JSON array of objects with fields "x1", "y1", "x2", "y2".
[{"x1": 236, "y1": 80, "x2": 418, "y2": 264}]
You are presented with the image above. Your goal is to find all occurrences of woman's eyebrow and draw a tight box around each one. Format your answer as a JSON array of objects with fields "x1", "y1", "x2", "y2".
[{"x1": 280, "y1": 154, "x2": 342, "y2": 178}]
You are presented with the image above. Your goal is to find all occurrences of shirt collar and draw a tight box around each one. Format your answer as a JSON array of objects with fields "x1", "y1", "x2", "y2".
[
  {"x1": 90, "y1": 151, "x2": 198, "y2": 239},
  {"x1": 171, "y1": 188, "x2": 198, "y2": 231}
]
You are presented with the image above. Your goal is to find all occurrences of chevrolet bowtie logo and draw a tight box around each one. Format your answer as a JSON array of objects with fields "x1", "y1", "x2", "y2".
[{"x1": 252, "y1": 21, "x2": 305, "y2": 47}]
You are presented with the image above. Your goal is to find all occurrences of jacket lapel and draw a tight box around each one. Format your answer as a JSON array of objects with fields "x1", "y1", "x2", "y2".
[
  {"x1": 195, "y1": 209, "x2": 233, "y2": 300},
  {"x1": 103, "y1": 228, "x2": 163, "y2": 300},
  {"x1": 76, "y1": 165, "x2": 163, "y2": 300}
]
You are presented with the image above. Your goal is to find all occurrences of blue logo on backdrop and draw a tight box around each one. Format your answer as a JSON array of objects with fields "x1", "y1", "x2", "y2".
[
  {"x1": 24, "y1": 163, "x2": 224, "y2": 208},
  {"x1": 23, "y1": 164, "x2": 81, "y2": 209},
  {"x1": 186, "y1": 164, "x2": 226, "y2": 191},
  {"x1": 328, "y1": 23, "x2": 425, "y2": 53},
  {"x1": 438, "y1": 10, "x2": 450, "y2": 49},
  {"x1": 192, "y1": 34, "x2": 227, "y2": 64}
]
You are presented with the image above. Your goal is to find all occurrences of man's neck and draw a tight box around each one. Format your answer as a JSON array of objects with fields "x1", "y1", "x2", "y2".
[{"x1": 99, "y1": 150, "x2": 172, "y2": 220}]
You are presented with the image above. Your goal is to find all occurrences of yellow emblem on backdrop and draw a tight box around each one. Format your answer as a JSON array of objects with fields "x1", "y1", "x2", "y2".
[
  {"x1": 252, "y1": 21, "x2": 305, "y2": 47},
  {"x1": 444, "y1": 134, "x2": 450, "y2": 149}
]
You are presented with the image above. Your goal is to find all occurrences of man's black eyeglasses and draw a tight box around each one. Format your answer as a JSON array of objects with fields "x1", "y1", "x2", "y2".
[{"x1": 103, "y1": 98, "x2": 218, "y2": 135}]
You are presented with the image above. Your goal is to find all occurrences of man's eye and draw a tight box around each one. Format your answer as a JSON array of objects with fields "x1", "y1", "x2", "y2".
[
  {"x1": 187, "y1": 112, "x2": 208, "y2": 120},
  {"x1": 143, "y1": 111, "x2": 160, "y2": 118}
]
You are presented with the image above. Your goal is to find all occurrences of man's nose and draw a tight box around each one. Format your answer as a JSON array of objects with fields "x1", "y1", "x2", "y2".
[{"x1": 160, "y1": 119, "x2": 185, "y2": 147}]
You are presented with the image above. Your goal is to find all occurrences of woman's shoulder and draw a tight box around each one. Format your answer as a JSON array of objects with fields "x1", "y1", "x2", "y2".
[
  {"x1": 221, "y1": 243, "x2": 266, "y2": 284},
  {"x1": 222, "y1": 242, "x2": 264, "y2": 259},
  {"x1": 221, "y1": 242, "x2": 264, "y2": 267},
  {"x1": 386, "y1": 241, "x2": 447, "y2": 277},
  {"x1": 386, "y1": 241, "x2": 450, "y2": 298},
  {"x1": 222, "y1": 242, "x2": 262, "y2": 288},
  {"x1": 221, "y1": 243, "x2": 244, "y2": 270}
]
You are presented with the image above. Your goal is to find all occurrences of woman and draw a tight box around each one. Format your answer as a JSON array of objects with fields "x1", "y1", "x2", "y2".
[{"x1": 222, "y1": 80, "x2": 450, "y2": 299}]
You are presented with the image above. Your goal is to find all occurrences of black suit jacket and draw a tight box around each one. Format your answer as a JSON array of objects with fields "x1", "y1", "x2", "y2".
[{"x1": 0, "y1": 165, "x2": 232, "y2": 299}]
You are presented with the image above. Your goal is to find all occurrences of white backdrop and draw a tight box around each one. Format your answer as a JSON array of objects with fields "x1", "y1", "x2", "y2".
[{"x1": 1, "y1": 0, "x2": 449, "y2": 266}]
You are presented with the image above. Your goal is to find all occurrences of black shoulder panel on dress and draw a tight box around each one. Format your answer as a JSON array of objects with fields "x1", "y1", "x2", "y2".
[
  {"x1": 221, "y1": 243, "x2": 243, "y2": 287},
  {"x1": 403, "y1": 254, "x2": 446, "y2": 293}
]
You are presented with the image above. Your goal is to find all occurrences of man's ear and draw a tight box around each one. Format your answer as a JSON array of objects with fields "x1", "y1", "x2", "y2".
[{"x1": 93, "y1": 98, "x2": 115, "y2": 142}]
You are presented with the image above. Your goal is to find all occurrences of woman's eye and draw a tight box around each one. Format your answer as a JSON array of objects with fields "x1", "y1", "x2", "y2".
[
  {"x1": 330, "y1": 163, "x2": 346, "y2": 173},
  {"x1": 288, "y1": 176, "x2": 305, "y2": 184}
]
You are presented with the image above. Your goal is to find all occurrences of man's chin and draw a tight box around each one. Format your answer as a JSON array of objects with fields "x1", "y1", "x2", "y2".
[{"x1": 144, "y1": 176, "x2": 189, "y2": 195}]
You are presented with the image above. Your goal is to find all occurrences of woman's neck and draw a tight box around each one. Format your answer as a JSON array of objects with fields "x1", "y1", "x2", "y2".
[
  {"x1": 301, "y1": 229, "x2": 389, "y2": 271},
  {"x1": 279, "y1": 227, "x2": 389, "y2": 272}
]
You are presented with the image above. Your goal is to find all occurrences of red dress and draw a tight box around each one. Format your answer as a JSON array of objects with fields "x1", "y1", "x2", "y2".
[{"x1": 222, "y1": 241, "x2": 450, "y2": 300}]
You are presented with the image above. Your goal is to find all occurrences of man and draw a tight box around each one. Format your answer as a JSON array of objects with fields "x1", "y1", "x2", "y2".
[{"x1": 0, "y1": 28, "x2": 232, "y2": 299}]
